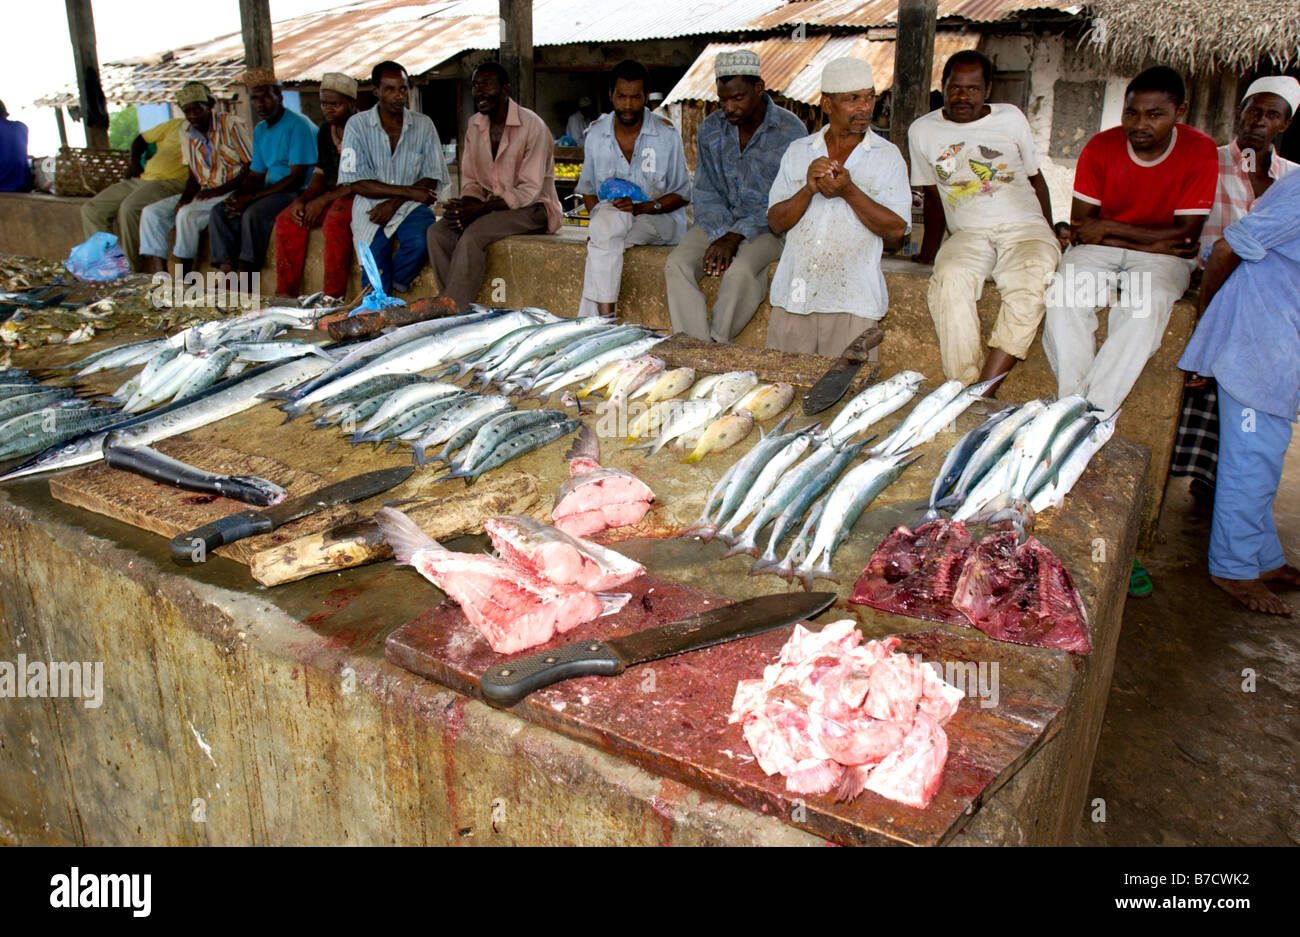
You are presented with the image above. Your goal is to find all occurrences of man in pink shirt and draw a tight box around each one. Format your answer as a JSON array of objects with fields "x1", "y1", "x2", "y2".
[{"x1": 428, "y1": 61, "x2": 562, "y2": 310}]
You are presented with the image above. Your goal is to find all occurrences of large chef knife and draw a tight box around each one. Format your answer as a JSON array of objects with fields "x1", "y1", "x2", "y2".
[
  {"x1": 801, "y1": 325, "x2": 884, "y2": 415},
  {"x1": 479, "y1": 591, "x2": 836, "y2": 708},
  {"x1": 169, "y1": 465, "x2": 413, "y2": 563}
]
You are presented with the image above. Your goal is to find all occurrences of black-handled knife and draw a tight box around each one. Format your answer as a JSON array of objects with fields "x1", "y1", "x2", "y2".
[
  {"x1": 479, "y1": 591, "x2": 837, "y2": 708},
  {"x1": 169, "y1": 465, "x2": 412, "y2": 563},
  {"x1": 802, "y1": 325, "x2": 884, "y2": 415}
]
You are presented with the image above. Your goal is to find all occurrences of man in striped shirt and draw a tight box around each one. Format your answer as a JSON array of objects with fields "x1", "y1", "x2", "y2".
[{"x1": 337, "y1": 60, "x2": 449, "y2": 294}]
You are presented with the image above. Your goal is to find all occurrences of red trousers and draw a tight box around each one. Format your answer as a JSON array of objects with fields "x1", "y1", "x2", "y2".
[{"x1": 274, "y1": 194, "x2": 354, "y2": 297}]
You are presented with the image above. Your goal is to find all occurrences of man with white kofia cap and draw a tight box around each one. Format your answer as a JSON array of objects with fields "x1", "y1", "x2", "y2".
[
  {"x1": 665, "y1": 48, "x2": 806, "y2": 343},
  {"x1": 765, "y1": 56, "x2": 911, "y2": 355}
]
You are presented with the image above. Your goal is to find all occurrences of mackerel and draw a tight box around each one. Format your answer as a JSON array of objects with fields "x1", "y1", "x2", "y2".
[
  {"x1": 821, "y1": 371, "x2": 925, "y2": 443},
  {"x1": 869, "y1": 380, "x2": 964, "y2": 455},
  {"x1": 714, "y1": 430, "x2": 816, "y2": 542}
]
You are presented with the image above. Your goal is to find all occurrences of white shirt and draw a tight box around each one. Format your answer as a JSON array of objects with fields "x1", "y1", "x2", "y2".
[
  {"x1": 908, "y1": 103, "x2": 1046, "y2": 232},
  {"x1": 767, "y1": 127, "x2": 911, "y2": 320}
]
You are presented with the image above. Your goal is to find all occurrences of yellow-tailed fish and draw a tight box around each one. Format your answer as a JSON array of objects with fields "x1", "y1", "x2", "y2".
[
  {"x1": 576, "y1": 359, "x2": 630, "y2": 399},
  {"x1": 626, "y1": 399, "x2": 674, "y2": 441},
  {"x1": 634, "y1": 367, "x2": 695, "y2": 404},
  {"x1": 681, "y1": 409, "x2": 755, "y2": 464},
  {"x1": 732, "y1": 382, "x2": 794, "y2": 421}
]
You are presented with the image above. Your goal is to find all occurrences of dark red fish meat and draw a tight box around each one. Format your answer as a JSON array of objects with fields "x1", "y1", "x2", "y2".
[
  {"x1": 849, "y1": 519, "x2": 974, "y2": 625},
  {"x1": 952, "y1": 531, "x2": 1092, "y2": 655}
]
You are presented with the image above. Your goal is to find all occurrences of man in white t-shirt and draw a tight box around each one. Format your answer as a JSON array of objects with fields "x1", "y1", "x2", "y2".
[
  {"x1": 909, "y1": 50, "x2": 1058, "y2": 391},
  {"x1": 766, "y1": 57, "x2": 911, "y2": 356}
]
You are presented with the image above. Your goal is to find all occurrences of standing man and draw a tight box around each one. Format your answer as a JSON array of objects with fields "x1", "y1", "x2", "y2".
[
  {"x1": 1172, "y1": 76, "x2": 1298, "y2": 503},
  {"x1": 427, "y1": 62, "x2": 561, "y2": 312},
  {"x1": 1041, "y1": 66, "x2": 1218, "y2": 418},
  {"x1": 664, "y1": 49, "x2": 806, "y2": 343},
  {"x1": 337, "y1": 60, "x2": 448, "y2": 295},
  {"x1": 765, "y1": 58, "x2": 911, "y2": 356},
  {"x1": 138, "y1": 81, "x2": 251, "y2": 276},
  {"x1": 575, "y1": 59, "x2": 692, "y2": 317},
  {"x1": 0, "y1": 100, "x2": 29, "y2": 192},
  {"x1": 81, "y1": 112, "x2": 189, "y2": 269},
  {"x1": 909, "y1": 50, "x2": 1059, "y2": 392},
  {"x1": 209, "y1": 68, "x2": 316, "y2": 276},
  {"x1": 273, "y1": 72, "x2": 359, "y2": 299},
  {"x1": 1177, "y1": 170, "x2": 1300, "y2": 615}
]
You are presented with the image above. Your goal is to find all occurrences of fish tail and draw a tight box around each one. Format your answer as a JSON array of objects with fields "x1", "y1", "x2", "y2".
[
  {"x1": 747, "y1": 557, "x2": 780, "y2": 577},
  {"x1": 680, "y1": 449, "x2": 705, "y2": 464},
  {"x1": 719, "y1": 537, "x2": 757, "y2": 560},
  {"x1": 679, "y1": 522, "x2": 716, "y2": 542},
  {"x1": 811, "y1": 561, "x2": 839, "y2": 586},
  {"x1": 373, "y1": 506, "x2": 435, "y2": 567},
  {"x1": 412, "y1": 447, "x2": 428, "y2": 468}
]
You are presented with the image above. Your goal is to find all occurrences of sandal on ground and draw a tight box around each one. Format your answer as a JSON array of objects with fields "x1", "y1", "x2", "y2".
[{"x1": 1129, "y1": 559, "x2": 1153, "y2": 598}]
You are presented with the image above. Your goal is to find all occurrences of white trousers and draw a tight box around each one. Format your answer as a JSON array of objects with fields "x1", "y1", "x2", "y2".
[
  {"x1": 138, "y1": 193, "x2": 226, "y2": 260},
  {"x1": 1041, "y1": 243, "x2": 1193, "y2": 417},
  {"x1": 578, "y1": 202, "x2": 678, "y2": 317}
]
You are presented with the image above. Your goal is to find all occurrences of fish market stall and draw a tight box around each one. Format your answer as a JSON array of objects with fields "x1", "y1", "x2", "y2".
[{"x1": 0, "y1": 275, "x2": 1146, "y2": 846}]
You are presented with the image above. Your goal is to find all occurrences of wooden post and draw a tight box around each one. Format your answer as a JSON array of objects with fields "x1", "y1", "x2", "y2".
[
  {"x1": 498, "y1": 0, "x2": 535, "y2": 108},
  {"x1": 55, "y1": 107, "x2": 69, "y2": 148},
  {"x1": 64, "y1": 0, "x2": 109, "y2": 149},
  {"x1": 891, "y1": 0, "x2": 938, "y2": 161},
  {"x1": 239, "y1": 0, "x2": 274, "y2": 70}
]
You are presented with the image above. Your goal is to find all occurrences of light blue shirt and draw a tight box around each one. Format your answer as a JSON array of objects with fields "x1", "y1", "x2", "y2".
[
  {"x1": 338, "y1": 106, "x2": 450, "y2": 246},
  {"x1": 575, "y1": 109, "x2": 692, "y2": 242},
  {"x1": 250, "y1": 108, "x2": 316, "y2": 189},
  {"x1": 693, "y1": 94, "x2": 806, "y2": 241},
  {"x1": 1179, "y1": 170, "x2": 1300, "y2": 421}
]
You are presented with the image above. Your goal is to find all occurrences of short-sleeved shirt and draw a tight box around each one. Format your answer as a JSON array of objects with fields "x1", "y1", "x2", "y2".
[
  {"x1": 182, "y1": 112, "x2": 251, "y2": 189},
  {"x1": 767, "y1": 127, "x2": 912, "y2": 320},
  {"x1": 338, "y1": 106, "x2": 450, "y2": 246},
  {"x1": 575, "y1": 109, "x2": 693, "y2": 242},
  {"x1": 0, "y1": 117, "x2": 29, "y2": 192},
  {"x1": 1072, "y1": 125, "x2": 1218, "y2": 225},
  {"x1": 140, "y1": 118, "x2": 189, "y2": 183},
  {"x1": 908, "y1": 103, "x2": 1047, "y2": 231},
  {"x1": 250, "y1": 108, "x2": 317, "y2": 189},
  {"x1": 693, "y1": 94, "x2": 807, "y2": 241},
  {"x1": 1198, "y1": 140, "x2": 1299, "y2": 263}
]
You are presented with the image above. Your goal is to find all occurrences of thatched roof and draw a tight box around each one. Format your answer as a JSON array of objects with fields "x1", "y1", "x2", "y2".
[{"x1": 1086, "y1": 0, "x2": 1300, "y2": 75}]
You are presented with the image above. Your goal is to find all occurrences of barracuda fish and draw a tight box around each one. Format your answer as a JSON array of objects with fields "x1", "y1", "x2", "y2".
[
  {"x1": 730, "y1": 382, "x2": 794, "y2": 421},
  {"x1": 714, "y1": 429, "x2": 817, "y2": 543},
  {"x1": 767, "y1": 496, "x2": 827, "y2": 581},
  {"x1": 681, "y1": 414, "x2": 797, "y2": 539},
  {"x1": 624, "y1": 396, "x2": 721, "y2": 458},
  {"x1": 0, "y1": 388, "x2": 76, "y2": 421},
  {"x1": 480, "y1": 318, "x2": 618, "y2": 387},
  {"x1": 532, "y1": 335, "x2": 664, "y2": 397},
  {"x1": 353, "y1": 393, "x2": 470, "y2": 447},
  {"x1": 411, "y1": 395, "x2": 513, "y2": 465},
  {"x1": 869, "y1": 380, "x2": 964, "y2": 456},
  {"x1": 0, "y1": 356, "x2": 330, "y2": 481},
  {"x1": 1022, "y1": 414, "x2": 1099, "y2": 502},
  {"x1": 225, "y1": 340, "x2": 336, "y2": 362},
  {"x1": 443, "y1": 417, "x2": 580, "y2": 484},
  {"x1": 122, "y1": 352, "x2": 204, "y2": 413},
  {"x1": 101, "y1": 435, "x2": 287, "y2": 507},
  {"x1": 938, "y1": 400, "x2": 1045, "y2": 513},
  {"x1": 821, "y1": 371, "x2": 925, "y2": 444},
  {"x1": 427, "y1": 409, "x2": 508, "y2": 463},
  {"x1": 633, "y1": 367, "x2": 695, "y2": 404},
  {"x1": 355, "y1": 381, "x2": 462, "y2": 436},
  {"x1": 922, "y1": 407, "x2": 1015, "y2": 522},
  {"x1": 460, "y1": 321, "x2": 553, "y2": 376},
  {"x1": 723, "y1": 443, "x2": 840, "y2": 561},
  {"x1": 315, "y1": 374, "x2": 426, "y2": 412},
  {"x1": 951, "y1": 449, "x2": 1016, "y2": 523},
  {"x1": 172, "y1": 349, "x2": 237, "y2": 404},
  {"x1": 792, "y1": 451, "x2": 919, "y2": 589},
  {"x1": 681, "y1": 409, "x2": 753, "y2": 464},
  {"x1": 0, "y1": 407, "x2": 123, "y2": 461},
  {"x1": 451, "y1": 409, "x2": 566, "y2": 474},
  {"x1": 1028, "y1": 413, "x2": 1117, "y2": 514},
  {"x1": 65, "y1": 339, "x2": 168, "y2": 376},
  {"x1": 521, "y1": 325, "x2": 651, "y2": 387},
  {"x1": 895, "y1": 374, "x2": 1008, "y2": 453}
]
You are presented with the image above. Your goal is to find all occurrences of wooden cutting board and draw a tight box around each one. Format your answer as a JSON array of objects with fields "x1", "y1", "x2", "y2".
[
  {"x1": 48, "y1": 438, "x2": 356, "y2": 565},
  {"x1": 385, "y1": 575, "x2": 1065, "y2": 847}
]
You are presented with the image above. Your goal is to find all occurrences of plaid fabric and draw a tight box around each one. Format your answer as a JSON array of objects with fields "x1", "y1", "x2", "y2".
[{"x1": 1170, "y1": 382, "x2": 1219, "y2": 486}]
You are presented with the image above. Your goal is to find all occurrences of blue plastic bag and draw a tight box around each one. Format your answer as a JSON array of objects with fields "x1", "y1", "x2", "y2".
[
  {"x1": 597, "y1": 177, "x2": 648, "y2": 203},
  {"x1": 65, "y1": 232, "x2": 130, "y2": 282},
  {"x1": 349, "y1": 241, "x2": 406, "y2": 316}
]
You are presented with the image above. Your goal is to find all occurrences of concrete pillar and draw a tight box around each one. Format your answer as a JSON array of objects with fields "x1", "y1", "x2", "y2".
[
  {"x1": 239, "y1": 0, "x2": 274, "y2": 70},
  {"x1": 64, "y1": 0, "x2": 109, "y2": 149},
  {"x1": 891, "y1": 0, "x2": 938, "y2": 164},
  {"x1": 498, "y1": 0, "x2": 535, "y2": 109}
]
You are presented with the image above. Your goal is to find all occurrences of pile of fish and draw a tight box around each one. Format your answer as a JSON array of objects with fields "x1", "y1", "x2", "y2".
[
  {"x1": 377, "y1": 506, "x2": 644, "y2": 654},
  {"x1": 730, "y1": 619, "x2": 962, "y2": 807},
  {"x1": 0, "y1": 367, "x2": 120, "y2": 461}
]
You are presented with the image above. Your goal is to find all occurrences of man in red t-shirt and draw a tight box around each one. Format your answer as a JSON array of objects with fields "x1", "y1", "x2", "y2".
[{"x1": 1041, "y1": 66, "x2": 1218, "y2": 418}]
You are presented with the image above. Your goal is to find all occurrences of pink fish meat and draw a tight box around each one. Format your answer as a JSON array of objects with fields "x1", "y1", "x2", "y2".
[
  {"x1": 849, "y1": 520, "x2": 974, "y2": 625},
  {"x1": 552, "y1": 425, "x2": 654, "y2": 537},
  {"x1": 482, "y1": 514, "x2": 645, "y2": 592},
  {"x1": 376, "y1": 507, "x2": 602, "y2": 654},
  {"x1": 952, "y1": 532, "x2": 1093, "y2": 655}
]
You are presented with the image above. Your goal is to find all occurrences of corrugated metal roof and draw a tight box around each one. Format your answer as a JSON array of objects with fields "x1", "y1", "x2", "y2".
[
  {"x1": 664, "y1": 30, "x2": 979, "y2": 105},
  {"x1": 744, "y1": 0, "x2": 1084, "y2": 30}
]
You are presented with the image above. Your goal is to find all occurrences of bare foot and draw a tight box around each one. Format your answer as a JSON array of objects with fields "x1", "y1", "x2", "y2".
[
  {"x1": 1211, "y1": 575, "x2": 1293, "y2": 615},
  {"x1": 1260, "y1": 564, "x2": 1300, "y2": 588}
]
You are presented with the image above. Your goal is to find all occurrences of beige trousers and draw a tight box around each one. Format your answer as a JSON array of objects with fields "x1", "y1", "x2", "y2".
[
  {"x1": 766, "y1": 306, "x2": 881, "y2": 358},
  {"x1": 664, "y1": 225, "x2": 784, "y2": 342},
  {"x1": 927, "y1": 221, "x2": 1060, "y2": 384},
  {"x1": 81, "y1": 177, "x2": 187, "y2": 270}
]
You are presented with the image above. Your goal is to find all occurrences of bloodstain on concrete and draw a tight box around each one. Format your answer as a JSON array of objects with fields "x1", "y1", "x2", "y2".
[{"x1": 442, "y1": 697, "x2": 467, "y2": 834}]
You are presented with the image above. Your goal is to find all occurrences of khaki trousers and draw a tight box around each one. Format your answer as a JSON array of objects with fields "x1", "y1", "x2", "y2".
[
  {"x1": 664, "y1": 226, "x2": 784, "y2": 342},
  {"x1": 766, "y1": 306, "x2": 881, "y2": 358},
  {"x1": 81, "y1": 177, "x2": 186, "y2": 270},
  {"x1": 927, "y1": 221, "x2": 1060, "y2": 385},
  {"x1": 427, "y1": 203, "x2": 549, "y2": 311}
]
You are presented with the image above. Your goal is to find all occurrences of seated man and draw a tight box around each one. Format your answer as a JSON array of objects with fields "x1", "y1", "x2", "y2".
[
  {"x1": 665, "y1": 49, "x2": 806, "y2": 343},
  {"x1": 427, "y1": 61, "x2": 561, "y2": 311},
  {"x1": 1178, "y1": 170, "x2": 1300, "y2": 615},
  {"x1": 210, "y1": 68, "x2": 316, "y2": 276},
  {"x1": 765, "y1": 58, "x2": 910, "y2": 356},
  {"x1": 273, "y1": 72, "x2": 359, "y2": 299},
  {"x1": 1041, "y1": 66, "x2": 1217, "y2": 418},
  {"x1": 81, "y1": 112, "x2": 189, "y2": 269},
  {"x1": 564, "y1": 97, "x2": 596, "y2": 149},
  {"x1": 575, "y1": 59, "x2": 691, "y2": 317},
  {"x1": 138, "y1": 81, "x2": 251, "y2": 276},
  {"x1": 0, "y1": 100, "x2": 30, "y2": 192},
  {"x1": 337, "y1": 60, "x2": 448, "y2": 295},
  {"x1": 909, "y1": 50, "x2": 1058, "y2": 392},
  {"x1": 1171, "y1": 76, "x2": 1298, "y2": 503}
]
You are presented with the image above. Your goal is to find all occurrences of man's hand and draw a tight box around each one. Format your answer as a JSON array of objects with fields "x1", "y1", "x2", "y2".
[
  {"x1": 289, "y1": 197, "x2": 309, "y2": 227},
  {"x1": 1074, "y1": 217, "x2": 1110, "y2": 245},
  {"x1": 612, "y1": 196, "x2": 636, "y2": 214},
  {"x1": 1149, "y1": 236, "x2": 1198, "y2": 258},
  {"x1": 224, "y1": 194, "x2": 251, "y2": 217},
  {"x1": 1184, "y1": 371, "x2": 1212, "y2": 391},
  {"x1": 445, "y1": 197, "x2": 486, "y2": 233},
  {"x1": 367, "y1": 196, "x2": 404, "y2": 226},
  {"x1": 806, "y1": 157, "x2": 835, "y2": 192},
  {"x1": 406, "y1": 183, "x2": 437, "y2": 205},
  {"x1": 703, "y1": 233, "x2": 743, "y2": 276},
  {"x1": 816, "y1": 163, "x2": 852, "y2": 199},
  {"x1": 301, "y1": 197, "x2": 327, "y2": 227}
]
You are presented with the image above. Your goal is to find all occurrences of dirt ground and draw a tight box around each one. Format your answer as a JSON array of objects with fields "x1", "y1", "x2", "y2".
[{"x1": 1077, "y1": 430, "x2": 1300, "y2": 846}]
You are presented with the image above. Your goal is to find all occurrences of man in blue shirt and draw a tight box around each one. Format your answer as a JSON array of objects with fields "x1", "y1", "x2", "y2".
[
  {"x1": 665, "y1": 50, "x2": 806, "y2": 343},
  {"x1": 0, "y1": 100, "x2": 30, "y2": 192},
  {"x1": 575, "y1": 59, "x2": 692, "y2": 317},
  {"x1": 1179, "y1": 170, "x2": 1300, "y2": 615},
  {"x1": 210, "y1": 67, "x2": 316, "y2": 275}
]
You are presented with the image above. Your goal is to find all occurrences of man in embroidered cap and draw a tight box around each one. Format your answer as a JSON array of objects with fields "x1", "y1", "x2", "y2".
[
  {"x1": 209, "y1": 66, "x2": 318, "y2": 276},
  {"x1": 272, "y1": 72, "x2": 359, "y2": 298},
  {"x1": 765, "y1": 56, "x2": 911, "y2": 355},
  {"x1": 665, "y1": 48, "x2": 806, "y2": 343},
  {"x1": 1170, "y1": 75, "x2": 1298, "y2": 505},
  {"x1": 139, "y1": 81, "x2": 252, "y2": 276}
]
